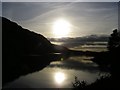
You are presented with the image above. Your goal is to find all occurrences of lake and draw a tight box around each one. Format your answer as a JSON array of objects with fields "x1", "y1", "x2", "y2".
[{"x1": 3, "y1": 41, "x2": 109, "y2": 88}]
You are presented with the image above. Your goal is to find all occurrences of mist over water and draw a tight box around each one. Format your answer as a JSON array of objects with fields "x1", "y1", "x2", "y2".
[{"x1": 51, "y1": 40, "x2": 108, "y2": 52}]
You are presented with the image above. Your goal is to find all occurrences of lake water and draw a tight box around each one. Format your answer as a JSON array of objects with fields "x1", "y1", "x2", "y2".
[
  {"x1": 3, "y1": 42, "x2": 108, "y2": 88},
  {"x1": 4, "y1": 56, "x2": 107, "y2": 88}
]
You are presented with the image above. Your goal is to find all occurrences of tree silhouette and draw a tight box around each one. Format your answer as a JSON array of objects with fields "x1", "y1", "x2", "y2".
[
  {"x1": 107, "y1": 29, "x2": 120, "y2": 79},
  {"x1": 72, "y1": 76, "x2": 87, "y2": 89},
  {"x1": 107, "y1": 29, "x2": 120, "y2": 51}
]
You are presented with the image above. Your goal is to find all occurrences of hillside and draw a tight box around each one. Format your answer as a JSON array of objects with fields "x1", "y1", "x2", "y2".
[
  {"x1": 2, "y1": 17, "x2": 68, "y2": 85},
  {"x1": 2, "y1": 17, "x2": 54, "y2": 56}
]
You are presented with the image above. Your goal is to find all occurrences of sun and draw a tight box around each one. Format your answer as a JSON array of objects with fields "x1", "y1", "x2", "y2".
[
  {"x1": 54, "y1": 72, "x2": 65, "y2": 84},
  {"x1": 52, "y1": 18, "x2": 71, "y2": 38}
]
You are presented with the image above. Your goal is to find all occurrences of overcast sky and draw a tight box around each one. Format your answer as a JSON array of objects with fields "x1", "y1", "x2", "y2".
[{"x1": 2, "y1": 2, "x2": 118, "y2": 38}]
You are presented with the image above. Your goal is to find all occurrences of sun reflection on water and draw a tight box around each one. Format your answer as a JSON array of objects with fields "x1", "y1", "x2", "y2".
[{"x1": 54, "y1": 72, "x2": 65, "y2": 84}]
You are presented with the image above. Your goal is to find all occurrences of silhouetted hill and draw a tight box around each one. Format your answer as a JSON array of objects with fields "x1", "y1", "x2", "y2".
[
  {"x1": 2, "y1": 17, "x2": 69, "y2": 85},
  {"x1": 2, "y1": 17, "x2": 54, "y2": 56}
]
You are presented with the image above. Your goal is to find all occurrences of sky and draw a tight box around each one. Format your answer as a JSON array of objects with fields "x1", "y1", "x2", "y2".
[{"x1": 2, "y1": 2, "x2": 119, "y2": 38}]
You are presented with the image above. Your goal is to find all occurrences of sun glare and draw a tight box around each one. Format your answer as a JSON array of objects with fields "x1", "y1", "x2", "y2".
[
  {"x1": 52, "y1": 19, "x2": 71, "y2": 38},
  {"x1": 54, "y1": 72, "x2": 65, "y2": 84}
]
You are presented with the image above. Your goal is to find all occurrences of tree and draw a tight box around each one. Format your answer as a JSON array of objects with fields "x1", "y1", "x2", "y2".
[{"x1": 107, "y1": 29, "x2": 120, "y2": 51}]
